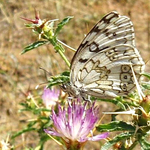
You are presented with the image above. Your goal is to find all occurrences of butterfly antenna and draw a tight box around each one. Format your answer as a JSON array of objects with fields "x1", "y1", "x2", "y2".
[
  {"x1": 39, "y1": 67, "x2": 52, "y2": 76},
  {"x1": 35, "y1": 81, "x2": 49, "y2": 89},
  {"x1": 35, "y1": 67, "x2": 53, "y2": 89}
]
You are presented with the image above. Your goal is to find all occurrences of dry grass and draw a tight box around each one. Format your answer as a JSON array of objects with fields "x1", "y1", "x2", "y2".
[{"x1": 0, "y1": 0, "x2": 150, "y2": 149}]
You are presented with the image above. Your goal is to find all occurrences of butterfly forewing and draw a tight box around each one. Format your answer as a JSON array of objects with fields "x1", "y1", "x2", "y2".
[
  {"x1": 71, "y1": 11, "x2": 134, "y2": 66},
  {"x1": 70, "y1": 11, "x2": 145, "y2": 98}
]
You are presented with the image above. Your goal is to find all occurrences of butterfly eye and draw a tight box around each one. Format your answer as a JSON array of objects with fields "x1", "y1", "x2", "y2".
[{"x1": 60, "y1": 84, "x2": 67, "y2": 92}]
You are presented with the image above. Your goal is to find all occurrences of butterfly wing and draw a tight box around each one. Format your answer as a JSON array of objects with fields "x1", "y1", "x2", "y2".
[{"x1": 70, "y1": 11, "x2": 145, "y2": 98}]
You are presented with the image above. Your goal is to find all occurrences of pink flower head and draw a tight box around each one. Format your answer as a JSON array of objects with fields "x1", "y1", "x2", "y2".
[
  {"x1": 44, "y1": 98, "x2": 109, "y2": 147},
  {"x1": 42, "y1": 88, "x2": 60, "y2": 108}
]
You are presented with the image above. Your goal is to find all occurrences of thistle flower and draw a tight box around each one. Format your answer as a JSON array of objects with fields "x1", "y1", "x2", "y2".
[
  {"x1": 42, "y1": 88, "x2": 60, "y2": 108},
  {"x1": 21, "y1": 10, "x2": 57, "y2": 39},
  {"x1": 44, "y1": 98, "x2": 109, "y2": 149},
  {"x1": 21, "y1": 10, "x2": 43, "y2": 25}
]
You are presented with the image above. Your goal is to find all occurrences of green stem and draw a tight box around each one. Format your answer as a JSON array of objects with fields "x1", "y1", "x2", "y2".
[
  {"x1": 49, "y1": 37, "x2": 70, "y2": 68},
  {"x1": 56, "y1": 44, "x2": 70, "y2": 68}
]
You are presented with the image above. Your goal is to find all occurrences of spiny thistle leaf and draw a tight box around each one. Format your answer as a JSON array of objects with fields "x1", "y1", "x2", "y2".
[
  {"x1": 97, "y1": 97, "x2": 126, "y2": 110},
  {"x1": 142, "y1": 72, "x2": 150, "y2": 80},
  {"x1": 101, "y1": 132, "x2": 133, "y2": 150},
  {"x1": 21, "y1": 41, "x2": 48, "y2": 54},
  {"x1": 97, "y1": 121, "x2": 135, "y2": 132},
  {"x1": 12, "y1": 127, "x2": 36, "y2": 138},
  {"x1": 54, "y1": 16, "x2": 73, "y2": 36},
  {"x1": 139, "y1": 134, "x2": 150, "y2": 150},
  {"x1": 47, "y1": 71, "x2": 70, "y2": 87},
  {"x1": 142, "y1": 83, "x2": 150, "y2": 90}
]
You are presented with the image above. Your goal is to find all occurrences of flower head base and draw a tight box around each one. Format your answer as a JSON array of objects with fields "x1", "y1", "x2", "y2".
[
  {"x1": 44, "y1": 98, "x2": 109, "y2": 149},
  {"x1": 21, "y1": 10, "x2": 58, "y2": 39},
  {"x1": 42, "y1": 88, "x2": 60, "y2": 108}
]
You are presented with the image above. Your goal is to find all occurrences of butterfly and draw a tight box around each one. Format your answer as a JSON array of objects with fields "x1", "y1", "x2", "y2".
[{"x1": 64, "y1": 11, "x2": 145, "y2": 100}]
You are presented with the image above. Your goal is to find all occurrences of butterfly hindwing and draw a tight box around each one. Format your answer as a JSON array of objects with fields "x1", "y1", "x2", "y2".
[{"x1": 77, "y1": 45, "x2": 144, "y2": 98}]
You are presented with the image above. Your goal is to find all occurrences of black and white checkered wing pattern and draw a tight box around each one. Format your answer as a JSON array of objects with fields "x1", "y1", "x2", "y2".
[{"x1": 70, "y1": 11, "x2": 145, "y2": 98}]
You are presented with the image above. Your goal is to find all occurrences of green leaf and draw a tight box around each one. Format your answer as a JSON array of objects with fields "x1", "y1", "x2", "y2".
[
  {"x1": 21, "y1": 41, "x2": 48, "y2": 54},
  {"x1": 47, "y1": 71, "x2": 70, "y2": 87},
  {"x1": 61, "y1": 71, "x2": 70, "y2": 76},
  {"x1": 97, "y1": 121, "x2": 135, "y2": 132},
  {"x1": 24, "y1": 23, "x2": 34, "y2": 28},
  {"x1": 142, "y1": 83, "x2": 150, "y2": 90},
  {"x1": 97, "y1": 96, "x2": 137, "y2": 109},
  {"x1": 139, "y1": 134, "x2": 150, "y2": 150},
  {"x1": 54, "y1": 16, "x2": 73, "y2": 36},
  {"x1": 12, "y1": 127, "x2": 36, "y2": 138},
  {"x1": 97, "y1": 98, "x2": 126, "y2": 110},
  {"x1": 142, "y1": 72, "x2": 150, "y2": 80},
  {"x1": 101, "y1": 132, "x2": 133, "y2": 150}
]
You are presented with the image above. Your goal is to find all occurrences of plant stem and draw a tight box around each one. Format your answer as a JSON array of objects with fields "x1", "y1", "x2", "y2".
[
  {"x1": 48, "y1": 37, "x2": 70, "y2": 68},
  {"x1": 56, "y1": 44, "x2": 70, "y2": 68}
]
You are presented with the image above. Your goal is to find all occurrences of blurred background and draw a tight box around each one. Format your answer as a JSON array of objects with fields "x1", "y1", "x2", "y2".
[{"x1": 0, "y1": 0, "x2": 149, "y2": 149}]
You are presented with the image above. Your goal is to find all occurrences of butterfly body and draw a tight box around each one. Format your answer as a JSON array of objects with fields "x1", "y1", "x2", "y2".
[{"x1": 68, "y1": 11, "x2": 145, "y2": 99}]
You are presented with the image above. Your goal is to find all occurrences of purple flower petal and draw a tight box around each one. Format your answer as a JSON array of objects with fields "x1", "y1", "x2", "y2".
[
  {"x1": 42, "y1": 88, "x2": 60, "y2": 108},
  {"x1": 44, "y1": 129, "x2": 63, "y2": 137},
  {"x1": 88, "y1": 132, "x2": 109, "y2": 141},
  {"x1": 45, "y1": 98, "x2": 109, "y2": 144}
]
